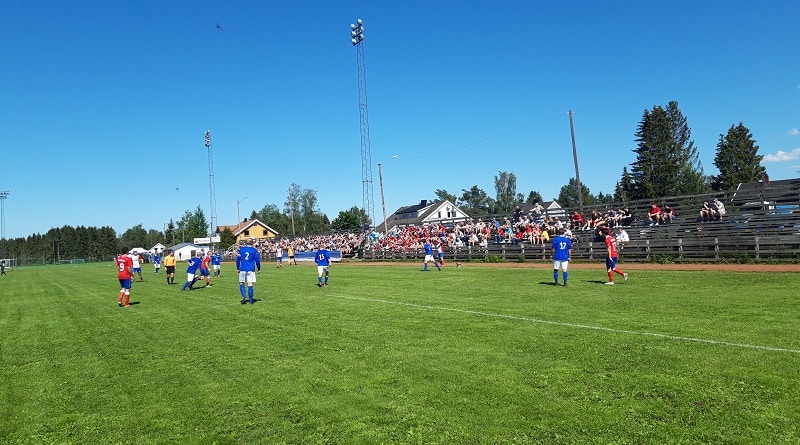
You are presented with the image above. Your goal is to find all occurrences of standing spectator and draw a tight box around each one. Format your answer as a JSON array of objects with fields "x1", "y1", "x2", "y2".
[
  {"x1": 152, "y1": 251, "x2": 161, "y2": 275},
  {"x1": 211, "y1": 250, "x2": 222, "y2": 277},
  {"x1": 315, "y1": 245, "x2": 331, "y2": 287},
  {"x1": 275, "y1": 244, "x2": 283, "y2": 268},
  {"x1": 129, "y1": 251, "x2": 144, "y2": 281},
  {"x1": 0, "y1": 259, "x2": 6, "y2": 276},
  {"x1": 603, "y1": 227, "x2": 628, "y2": 285},
  {"x1": 181, "y1": 252, "x2": 203, "y2": 291},
  {"x1": 551, "y1": 228, "x2": 573, "y2": 286},
  {"x1": 116, "y1": 246, "x2": 133, "y2": 307},
  {"x1": 422, "y1": 239, "x2": 442, "y2": 271},
  {"x1": 513, "y1": 205, "x2": 523, "y2": 223},
  {"x1": 164, "y1": 250, "x2": 177, "y2": 284},
  {"x1": 236, "y1": 239, "x2": 261, "y2": 304}
]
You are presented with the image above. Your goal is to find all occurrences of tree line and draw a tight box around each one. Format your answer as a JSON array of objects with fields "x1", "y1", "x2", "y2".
[{"x1": 0, "y1": 100, "x2": 767, "y2": 261}]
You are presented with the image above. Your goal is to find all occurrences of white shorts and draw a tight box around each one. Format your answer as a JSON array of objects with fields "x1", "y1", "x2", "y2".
[
  {"x1": 186, "y1": 272, "x2": 197, "y2": 281},
  {"x1": 425, "y1": 254, "x2": 435, "y2": 262},
  {"x1": 317, "y1": 265, "x2": 330, "y2": 276},
  {"x1": 213, "y1": 265, "x2": 220, "y2": 270},
  {"x1": 238, "y1": 270, "x2": 257, "y2": 284},
  {"x1": 553, "y1": 260, "x2": 569, "y2": 271}
]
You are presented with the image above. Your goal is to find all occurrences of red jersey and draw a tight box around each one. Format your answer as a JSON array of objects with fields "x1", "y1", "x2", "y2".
[
  {"x1": 605, "y1": 235, "x2": 619, "y2": 258},
  {"x1": 116, "y1": 254, "x2": 133, "y2": 279},
  {"x1": 202, "y1": 255, "x2": 211, "y2": 269}
]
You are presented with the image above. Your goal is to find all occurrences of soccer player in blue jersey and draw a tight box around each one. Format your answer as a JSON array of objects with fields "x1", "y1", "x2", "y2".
[
  {"x1": 236, "y1": 239, "x2": 261, "y2": 304},
  {"x1": 152, "y1": 252, "x2": 161, "y2": 275},
  {"x1": 211, "y1": 251, "x2": 222, "y2": 277},
  {"x1": 551, "y1": 228, "x2": 573, "y2": 286},
  {"x1": 422, "y1": 239, "x2": 441, "y2": 271},
  {"x1": 181, "y1": 252, "x2": 203, "y2": 291},
  {"x1": 314, "y1": 245, "x2": 331, "y2": 287}
]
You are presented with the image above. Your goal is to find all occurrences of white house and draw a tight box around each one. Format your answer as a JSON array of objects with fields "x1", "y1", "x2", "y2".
[
  {"x1": 167, "y1": 242, "x2": 205, "y2": 262},
  {"x1": 375, "y1": 199, "x2": 471, "y2": 234}
]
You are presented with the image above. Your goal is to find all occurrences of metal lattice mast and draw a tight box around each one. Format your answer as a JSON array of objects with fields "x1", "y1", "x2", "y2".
[
  {"x1": 350, "y1": 19, "x2": 375, "y2": 230},
  {"x1": 204, "y1": 130, "x2": 218, "y2": 236}
]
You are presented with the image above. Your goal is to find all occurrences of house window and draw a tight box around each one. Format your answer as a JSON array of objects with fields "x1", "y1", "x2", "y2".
[{"x1": 244, "y1": 230, "x2": 250, "y2": 236}]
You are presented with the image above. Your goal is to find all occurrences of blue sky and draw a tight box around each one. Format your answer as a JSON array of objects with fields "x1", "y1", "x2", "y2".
[{"x1": 1, "y1": 1, "x2": 798, "y2": 239}]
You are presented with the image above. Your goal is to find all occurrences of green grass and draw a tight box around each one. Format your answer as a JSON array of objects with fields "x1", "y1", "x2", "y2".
[{"x1": 1, "y1": 262, "x2": 799, "y2": 444}]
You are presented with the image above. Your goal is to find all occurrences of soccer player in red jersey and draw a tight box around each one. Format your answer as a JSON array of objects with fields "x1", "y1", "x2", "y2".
[
  {"x1": 200, "y1": 251, "x2": 213, "y2": 286},
  {"x1": 116, "y1": 246, "x2": 134, "y2": 307},
  {"x1": 603, "y1": 227, "x2": 628, "y2": 285}
]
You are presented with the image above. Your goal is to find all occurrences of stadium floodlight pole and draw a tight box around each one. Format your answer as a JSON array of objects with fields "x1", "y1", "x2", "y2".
[
  {"x1": 350, "y1": 18, "x2": 375, "y2": 232},
  {"x1": 236, "y1": 196, "x2": 248, "y2": 224},
  {"x1": 568, "y1": 110, "x2": 584, "y2": 212},
  {"x1": 0, "y1": 190, "x2": 8, "y2": 242},
  {"x1": 205, "y1": 130, "x2": 218, "y2": 236}
]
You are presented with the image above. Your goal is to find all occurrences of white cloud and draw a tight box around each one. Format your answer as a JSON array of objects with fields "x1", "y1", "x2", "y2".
[
  {"x1": 763, "y1": 148, "x2": 800, "y2": 162},
  {"x1": 789, "y1": 128, "x2": 800, "y2": 136}
]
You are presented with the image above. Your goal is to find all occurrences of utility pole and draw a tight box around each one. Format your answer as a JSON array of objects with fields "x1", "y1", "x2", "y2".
[{"x1": 568, "y1": 110, "x2": 583, "y2": 212}]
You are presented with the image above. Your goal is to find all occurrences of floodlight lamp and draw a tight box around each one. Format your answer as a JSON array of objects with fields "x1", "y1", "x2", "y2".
[
  {"x1": 351, "y1": 38, "x2": 357, "y2": 44},
  {"x1": 357, "y1": 19, "x2": 362, "y2": 25},
  {"x1": 351, "y1": 23, "x2": 356, "y2": 29},
  {"x1": 351, "y1": 30, "x2": 356, "y2": 37}
]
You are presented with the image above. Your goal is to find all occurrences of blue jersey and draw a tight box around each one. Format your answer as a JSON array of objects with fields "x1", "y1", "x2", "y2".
[
  {"x1": 211, "y1": 253, "x2": 222, "y2": 266},
  {"x1": 153, "y1": 254, "x2": 160, "y2": 265},
  {"x1": 423, "y1": 242, "x2": 434, "y2": 256},
  {"x1": 236, "y1": 246, "x2": 261, "y2": 272},
  {"x1": 315, "y1": 249, "x2": 330, "y2": 266},
  {"x1": 186, "y1": 257, "x2": 202, "y2": 274},
  {"x1": 551, "y1": 235, "x2": 573, "y2": 261}
]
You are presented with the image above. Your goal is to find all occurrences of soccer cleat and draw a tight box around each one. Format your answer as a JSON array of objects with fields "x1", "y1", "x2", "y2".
[
  {"x1": 124, "y1": 304, "x2": 131, "y2": 307},
  {"x1": 563, "y1": 283, "x2": 567, "y2": 287},
  {"x1": 240, "y1": 299, "x2": 247, "y2": 305},
  {"x1": 118, "y1": 301, "x2": 123, "y2": 307},
  {"x1": 623, "y1": 273, "x2": 629, "y2": 283},
  {"x1": 317, "y1": 283, "x2": 323, "y2": 287},
  {"x1": 604, "y1": 281, "x2": 615, "y2": 285}
]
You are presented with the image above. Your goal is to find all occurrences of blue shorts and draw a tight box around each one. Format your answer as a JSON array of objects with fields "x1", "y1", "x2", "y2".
[
  {"x1": 606, "y1": 257, "x2": 618, "y2": 270},
  {"x1": 200, "y1": 268, "x2": 210, "y2": 277},
  {"x1": 119, "y1": 278, "x2": 132, "y2": 289}
]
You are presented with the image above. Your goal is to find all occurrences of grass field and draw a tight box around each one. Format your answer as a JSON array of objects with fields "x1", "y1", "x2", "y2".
[{"x1": 1, "y1": 261, "x2": 799, "y2": 444}]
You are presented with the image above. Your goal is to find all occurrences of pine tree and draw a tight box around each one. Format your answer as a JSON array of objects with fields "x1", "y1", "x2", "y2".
[
  {"x1": 628, "y1": 101, "x2": 708, "y2": 200},
  {"x1": 711, "y1": 123, "x2": 766, "y2": 192}
]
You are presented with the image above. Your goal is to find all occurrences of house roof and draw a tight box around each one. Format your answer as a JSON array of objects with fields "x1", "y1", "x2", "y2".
[
  {"x1": 377, "y1": 199, "x2": 470, "y2": 232},
  {"x1": 216, "y1": 218, "x2": 279, "y2": 237},
  {"x1": 166, "y1": 242, "x2": 202, "y2": 251}
]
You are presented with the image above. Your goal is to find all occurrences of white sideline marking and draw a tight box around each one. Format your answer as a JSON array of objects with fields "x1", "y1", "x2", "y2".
[{"x1": 327, "y1": 294, "x2": 800, "y2": 355}]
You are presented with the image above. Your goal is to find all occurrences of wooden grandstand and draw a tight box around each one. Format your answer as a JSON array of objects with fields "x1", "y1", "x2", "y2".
[{"x1": 364, "y1": 179, "x2": 800, "y2": 263}]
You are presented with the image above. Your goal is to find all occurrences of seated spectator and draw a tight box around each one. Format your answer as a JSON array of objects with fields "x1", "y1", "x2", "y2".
[
  {"x1": 662, "y1": 205, "x2": 675, "y2": 223},
  {"x1": 648, "y1": 204, "x2": 663, "y2": 226},
  {"x1": 571, "y1": 211, "x2": 585, "y2": 229},
  {"x1": 615, "y1": 227, "x2": 630, "y2": 249},
  {"x1": 699, "y1": 201, "x2": 714, "y2": 222},
  {"x1": 619, "y1": 208, "x2": 633, "y2": 226},
  {"x1": 712, "y1": 198, "x2": 726, "y2": 221}
]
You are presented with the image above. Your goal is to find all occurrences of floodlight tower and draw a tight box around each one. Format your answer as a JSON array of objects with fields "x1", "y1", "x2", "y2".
[
  {"x1": 204, "y1": 130, "x2": 218, "y2": 236},
  {"x1": 0, "y1": 190, "x2": 8, "y2": 241},
  {"x1": 350, "y1": 18, "x2": 375, "y2": 231}
]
